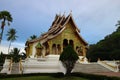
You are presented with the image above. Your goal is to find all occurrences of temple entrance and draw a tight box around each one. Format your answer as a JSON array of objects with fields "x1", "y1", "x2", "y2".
[
  {"x1": 44, "y1": 42, "x2": 50, "y2": 56},
  {"x1": 35, "y1": 42, "x2": 43, "y2": 57},
  {"x1": 36, "y1": 48, "x2": 42, "y2": 57},
  {"x1": 63, "y1": 39, "x2": 68, "y2": 49},
  {"x1": 57, "y1": 44, "x2": 61, "y2": 54},
  {"x1": 52, "y1": 44, "x2": 57, "y2": 54},
  {"x1": 69, "y1": 40, "x2": 74, "y2": 48}
]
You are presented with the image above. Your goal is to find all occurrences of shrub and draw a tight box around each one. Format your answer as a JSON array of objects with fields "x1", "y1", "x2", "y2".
[{"x1": 59, "y1": 45, "x2": 79, "y2": 75}]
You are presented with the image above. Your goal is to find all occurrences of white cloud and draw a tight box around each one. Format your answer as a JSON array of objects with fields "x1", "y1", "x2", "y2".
[
  {"x1": 0, "y1": 41, "x2": 25, "y2": 54},
  {"x1": 0, "y1": 45, "x2": 25, "y2": 54},
  {"x1": 1, "y1": 41, "x2": 24, "y2": 48}
]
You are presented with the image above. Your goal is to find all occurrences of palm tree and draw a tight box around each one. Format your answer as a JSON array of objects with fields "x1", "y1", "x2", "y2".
[
  {"x1": 6, "y1": 28, "x2": 17, "y2": 54},
  {"x1": 30, "y1": 35, "x2": 37, "y2": 40},
  {"x1": 0, "y1": 11, "x2": 13, "y2": 44},
  {"x1": 0, "y1": 52, "x2": 5, "y2": 67},
  {"x1": 10, "y1": 48, "x2": 20, "y2": 63},
  {"x1": 20, "y1": 52, "x2": 27, "y2": 60}
]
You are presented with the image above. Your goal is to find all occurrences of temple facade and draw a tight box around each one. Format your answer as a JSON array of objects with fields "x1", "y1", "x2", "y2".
[{"x1": 25, "y1": 13, "x2": 88, "y2": 58}]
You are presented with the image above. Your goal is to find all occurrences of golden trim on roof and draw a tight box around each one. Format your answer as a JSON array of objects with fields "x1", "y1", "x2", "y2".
[{"x1": 27, "y1": 13, "x2": 88, "y2": 45}]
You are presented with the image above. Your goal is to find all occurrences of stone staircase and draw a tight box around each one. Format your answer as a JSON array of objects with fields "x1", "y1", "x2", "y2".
[
  {"x1": 72, "y1": 63, "x2": 112, "y2": 73},
  {"x1": 23, "y1": 55, "x2": 63, "y2": 73},
  {"x1": 21, "y1": 55, "x2": 114, "y2": 74},
  {"x1": 23, "y1": 61, "x2": 61, "y2": 73},
  {"x1": 11, "y1": 63, "x2": 19, "y2": 74}
]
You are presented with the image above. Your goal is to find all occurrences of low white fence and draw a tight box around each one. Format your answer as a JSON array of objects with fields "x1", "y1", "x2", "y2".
[
  {"x1": 98, "y1": 60, "x2": 119, "y2": 72},
  {"x1": 1, "y1": 59, "x2": 12, "y2": 74}
]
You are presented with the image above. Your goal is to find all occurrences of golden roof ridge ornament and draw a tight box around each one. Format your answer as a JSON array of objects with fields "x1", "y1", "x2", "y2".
[{"x1": 70, "y1": 10, "x2": 72, "y2": 15}]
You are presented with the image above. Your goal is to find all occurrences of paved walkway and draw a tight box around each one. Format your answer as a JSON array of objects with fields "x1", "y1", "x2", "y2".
[{"x1": 93, "y1": 72, "x2": 120, "y2": 77}]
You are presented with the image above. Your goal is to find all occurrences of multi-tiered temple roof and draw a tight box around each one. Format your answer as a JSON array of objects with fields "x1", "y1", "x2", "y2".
[{"x1": 28, "y1": 13, "x2": 87, "y2": 45}]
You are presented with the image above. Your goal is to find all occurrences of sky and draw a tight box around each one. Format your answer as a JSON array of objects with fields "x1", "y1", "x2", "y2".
[{"x1": 0, "y1": 0, "x2": 120, "y2": 50}]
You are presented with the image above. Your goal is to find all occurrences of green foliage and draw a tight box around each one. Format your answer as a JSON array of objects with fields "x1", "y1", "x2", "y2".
[
  {"x1": 0, "y1": 73, "x2": 64, "y2": 79},
  {"x1": 0, "y1": 11, "x2": 12, "y2": 21},
  {"x1": 0, "y1": 10, "x2": 13, "y2": 43},
  {"x1": 36, "y1": 42, "x2": 43, "y2": 48},
  {"x1": 12, "y1": 48, "x2": 27, "y2": 60},
  {"x1": 0, "y1": 52, "x2": 5, "y2": 66},
  {"x1": 59, "y1": 45, "x2": 79, "y2": 75},
  {"x1": 59, "y1": 45, "x2": 79, "y2": 61},
  {"x1": 0, "y1": 73, "x2": 120, "y2": 80},
  {"x1": 20, "y1": 52, "x2": 27, "y2": 60},
  {"x1": 10, "y1": 48, "x2": 20, "y2": 63},
  {"x1": 87, "y1": 21, "x2": 120, "y2": 62},
  {"x1": 6, "y1": 28, "x2": 17, "y2": 53},
  {"x1": 6, "y1": 28, "x2": 17, "y2": 42},
  {"x1": 29, "y1": 35, "x2": 37, "y2": 40},
  {"x1": 0, "y1": 73, "x2": 88, "y2": 80}
]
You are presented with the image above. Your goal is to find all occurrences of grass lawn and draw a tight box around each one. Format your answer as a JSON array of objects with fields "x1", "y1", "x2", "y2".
[{"x1": 0, "y1": 75, "x2": 88, "y2": 80}]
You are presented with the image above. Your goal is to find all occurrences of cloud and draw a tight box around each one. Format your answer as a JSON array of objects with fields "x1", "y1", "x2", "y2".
[
  {"x1": 1, "y1": 41, "x2": 25, "y2": 48},
  {"x1": 0, "y1": 41, "x2": 25, "y2": 54},
  {"x1": 0, "y1": 45, "x2": 25, "y2": 54}
]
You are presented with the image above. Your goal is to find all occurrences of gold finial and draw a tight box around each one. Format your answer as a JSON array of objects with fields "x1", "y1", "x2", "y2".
[
  {"x1": 70, "y1": 10, "x2": 72, "y2": 14},
  {"x1": 69, "y1": 10, "x2": 72, "y2": 16}
]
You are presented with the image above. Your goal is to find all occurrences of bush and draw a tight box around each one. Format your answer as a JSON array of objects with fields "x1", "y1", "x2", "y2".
[
  {"x1": 59, "y1": 45, "x2": 79, "y2": 75},
  {"x1": 0, "y1": 52, "x2": 5, "y2": 67},
  {"x1": 0, "y1": 73, "x2": 64, "y2": 79}
]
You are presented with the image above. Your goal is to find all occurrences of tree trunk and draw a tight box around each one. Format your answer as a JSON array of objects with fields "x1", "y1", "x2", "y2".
[
  {"x1": 63, "y1": 60, "x2": 76, "y2": 75},
  {"x1": 0, "y1": 19, "x2": 5, "y2": 44},
  {"x1": 8, "y1": 41, "x2": 12, "y2": 54},
  {"x1": 0, "y1": 28, "x2": 4, "y2": 44}
]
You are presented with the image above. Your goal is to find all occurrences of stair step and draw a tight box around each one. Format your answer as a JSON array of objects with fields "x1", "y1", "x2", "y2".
[
  {"x1": 11, "y1": 63, "x2": 19, "y2": 74},
  {"x1": 72, "y1": 63, "x2": 112, "y2": 73}
]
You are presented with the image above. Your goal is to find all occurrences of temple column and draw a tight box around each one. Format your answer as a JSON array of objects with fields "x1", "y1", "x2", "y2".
[
  {"x1": 56, "y1": 46, "x2": 58, "y2": 54},
  {"x1": 49, "y1": 43, "x2": 52, "y2": 54},
  {"x1": 57, "y1": 44, "x2": 61, "y2": 54},
  {"x1": 55, "y1": 45, "x2": 57, "y2": 54},
  {"x1": 52, "y1": 44, "x2": 57, "y2": 54},
  {"x1": 61, "y1": 44, "x2": 63, "y2": 53},
  {"x1": 42, "y1": 46, "x2": 45, "y2": 57},
  {"x1": 82, "y1": 46, "x2": 86, "y2": 56}
]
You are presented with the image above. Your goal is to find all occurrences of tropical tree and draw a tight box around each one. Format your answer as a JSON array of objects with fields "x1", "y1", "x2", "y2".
[
  {"x1": 30, "y1": 35, "x2": 37, "y2": 40},
  {"x1": 20, "y1": 52, "x2": 27, "y2": 60},
  {"x1": 0, "y1": 52, "x2": 5, "y2": 67},
  {"x1": 87, "y1": 20, "x2": 120, "y2": 62},
  {"x1": 10, "y1": 48, "x2": 20, "y2": 63},
  {"x1": 59, "y1": 45, "x2": 79, "y2": 75},
  {"x1": 0, "y1": 11, "x2": 13, "y2": 44},
  {"x1": 116, "y1": 20, "x2": 120, "y2": 32},
  {"x1": 6, "y1": 28, "x2": 17, "y2": 54}
]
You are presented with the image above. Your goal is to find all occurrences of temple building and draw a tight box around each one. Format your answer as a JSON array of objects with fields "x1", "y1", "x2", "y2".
[
  {"x1": 2, "y1": 13, "x2": 118, "y2": 74},
  {"x1": 25, "y1": 13, "x2": 88, "y2": 58}
]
